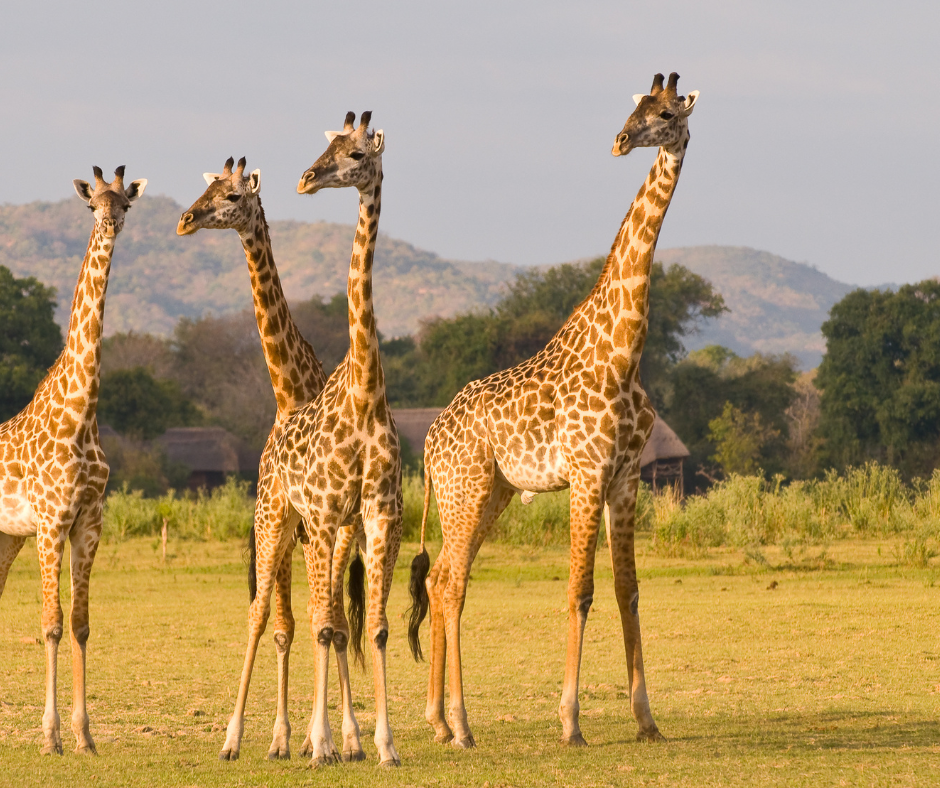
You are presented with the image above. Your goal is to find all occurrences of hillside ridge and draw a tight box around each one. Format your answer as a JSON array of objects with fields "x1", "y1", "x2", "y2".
[{"x1": 1, "y1": 196, "x2": 857, "y2": 366}]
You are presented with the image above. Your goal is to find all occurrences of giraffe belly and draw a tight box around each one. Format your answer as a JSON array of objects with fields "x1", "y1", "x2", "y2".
[
  {"x1": 495, "y1": 443, "x2": 570, "y2": 495},
  {"x1": 0, "y1": 493, "x2": 37, "y2": 537}
]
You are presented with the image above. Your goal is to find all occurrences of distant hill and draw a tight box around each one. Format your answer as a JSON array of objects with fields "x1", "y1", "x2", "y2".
[
  {"x1": 0, "y1": 195, "x2": 518, "y2": 338},
  {"x1": 656, "y1": 246, "x2": 856, "y2": 369},
  {"x1": 0, "y1": 198, "x2": 857, "y2": 367}
]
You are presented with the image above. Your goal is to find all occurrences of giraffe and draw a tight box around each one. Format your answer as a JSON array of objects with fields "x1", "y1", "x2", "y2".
[
  {"x1": 0, "y1": 166, "x2": 147, "y2": 755},
  {"x1": 408, "y1": 73, "x2": 699, "y2": 748},
  {"x1": 272, "y1": 110, "x2": 402, "y2": 766},
  {"x1": 177, "y1": 160, "x2": 368, "y2": 762}
]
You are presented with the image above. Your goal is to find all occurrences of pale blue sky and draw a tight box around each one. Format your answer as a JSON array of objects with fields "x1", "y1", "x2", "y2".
[{"x1": 1, "y1": 1, "x2": 936, "y2": 285}]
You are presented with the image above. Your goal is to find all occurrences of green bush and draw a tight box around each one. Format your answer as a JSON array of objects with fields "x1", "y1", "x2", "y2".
[{"x1": 102, "y1": 477, "x2": 254, "y2": 543}]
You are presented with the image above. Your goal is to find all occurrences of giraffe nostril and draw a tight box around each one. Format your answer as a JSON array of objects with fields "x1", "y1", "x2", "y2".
[{"x1": 183, "y1": 213, "x2": 194, "y2": 223}]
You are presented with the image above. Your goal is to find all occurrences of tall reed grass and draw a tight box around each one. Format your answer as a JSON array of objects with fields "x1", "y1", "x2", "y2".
[{"x1": 99, "y1": 464, "x2": 940, "y2": 566}]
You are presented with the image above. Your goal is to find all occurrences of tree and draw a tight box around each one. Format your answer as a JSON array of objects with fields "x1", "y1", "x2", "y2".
[
  {"x1": 0, "y1": 266, "x2": 63, "y2": 421},
  {"x1": 663, "y1": 346, "x2": 797, "y2": 488},
  {"x1": 816, "y1": 281, "x2": 940, "y2": 478},
  {"x1": 708, "y1": 401, "x2": 780, "y2": 476},
  {"x1": 394, "y1": 258, "x2": 725, "y2": 408},
  {"x1": 98, "y1": 367, "x2": 201, "y2": 440}
]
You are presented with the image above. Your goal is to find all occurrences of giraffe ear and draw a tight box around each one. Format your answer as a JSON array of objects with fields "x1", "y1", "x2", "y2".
[
  {"x1": 681, "y1": 91, "x2": 700, "y2": 116},
  {"x1": 372, "y1": 130, "x2": 385, "y2": 155},
  {"x1": 324, "y1": 130, "x2": 343, "y2": 143},
  {"x1": 247, "y1": 169, "x2": 261, "y2": 194},
  {"x1": 632, "y1": 94, "x2": 645, "y2": 106},
  {"x1": 73, "y1": 179, "x2": 94, "y2": 203},
  {"x1": 125, "y1": 179, "x2": 147, "y2": 201}
]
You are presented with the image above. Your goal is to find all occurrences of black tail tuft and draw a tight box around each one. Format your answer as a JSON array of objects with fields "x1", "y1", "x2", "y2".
[
  {"x1": 347, "y1": 550, "x2": 366, "y2": 669},
  {"x1": 247, "y1": 526, "x2": 258, "y2": 604},
  {"x1": 407, "y1": 547, "x2": 431, "y2": 661}
]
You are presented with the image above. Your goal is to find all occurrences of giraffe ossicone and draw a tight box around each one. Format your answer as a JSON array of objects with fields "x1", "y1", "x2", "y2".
[
  {"x1": 0, "y1": 165, "x2": 145, "y2": 756},
  {"x1": 407, "y1": 72, "x2": 698, "y2": 750}
]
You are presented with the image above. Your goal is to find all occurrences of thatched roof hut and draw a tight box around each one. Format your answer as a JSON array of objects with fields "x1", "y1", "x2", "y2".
[
  {"x1": 639, "y1": 416, "x2": 690, "y2": 494},
  {"x1": 156, "y1": 427, "x2": 260, "y2": 490}
]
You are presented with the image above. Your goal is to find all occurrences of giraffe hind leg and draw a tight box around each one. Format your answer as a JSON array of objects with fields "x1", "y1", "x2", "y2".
[{"x1": 267, "y1": 546, "x2": 296, "y2": 760}]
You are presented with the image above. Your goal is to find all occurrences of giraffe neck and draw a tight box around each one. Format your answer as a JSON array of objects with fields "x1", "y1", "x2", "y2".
[
  {"x1": 582, "y1": 130, "x2": 689, "y2": 368},
  {"x1": 237, "y1": 202, "x2": 326, "y2": 418},
  {"x1": 345, "y1": 169, "x2": 384, "y2": 398},
  {"x1": 45, "y1": 224, "x2": 115, "y2": 416}
]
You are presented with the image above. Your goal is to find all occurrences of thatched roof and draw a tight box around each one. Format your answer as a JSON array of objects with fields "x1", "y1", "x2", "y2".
[
  {"x1": 157, "y1": 427, "x2": 257, "y2": 474},
  {"x1": 640, "y1": 416, "x2": 690, "y2": 467},
  {"x1": 393, "y1": 408, "x2": 444, "y2": 453}
]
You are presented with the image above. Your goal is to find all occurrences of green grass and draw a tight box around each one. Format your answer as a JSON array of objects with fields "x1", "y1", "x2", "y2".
[{"x1": 1, "y1": 536, "x2": 939, "y2": 786}]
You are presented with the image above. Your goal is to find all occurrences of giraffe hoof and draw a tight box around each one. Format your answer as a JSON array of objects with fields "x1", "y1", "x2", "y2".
[
  {"x1": 218, "y1": 748, "x2": 240, "y2": 761},
  {"x1": 379, "y1": 757, "x2": 401, "y2": 768},
  {"x1": 562, "y1": 733, "x2": 589, "y2": 747},
  {"x1": 299, "y1": 737, "x2": 313, "y2": 758},
  {"x1": 76, "y1": 743, "x2": 98, "y2": 756},
  {"x1": 267, "y1": 748, "x2": 290, "y2": 760},
  {"x1": 309, "y1": 753, "x2": 339, "y2": 768},
  {"x1": 637, "y1": 726, "x2": 666, "y2": 743},
  {"x1": 342, "y1": 748, "x2": 366, "y2": 762},
  {"x1": 434, "y1": 730, "x2": 454, "y2": 744},
  {"x1": 452, "y1": 733, "x2": 476, "y2": 749},
  {"x1": 40, "y1": 741, "x2": 64, "y2": 756}
]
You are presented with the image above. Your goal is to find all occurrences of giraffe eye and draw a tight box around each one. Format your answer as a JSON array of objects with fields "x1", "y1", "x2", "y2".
[
  {"x1": 659, "y1": 111, "x2": 675, "y2": 120},
  {"x1": 348, "y1": 151, "x2": 365, "y2": 161},
  {"x1": 226, "y1": 193, "x2": 242, "y2": 202}
]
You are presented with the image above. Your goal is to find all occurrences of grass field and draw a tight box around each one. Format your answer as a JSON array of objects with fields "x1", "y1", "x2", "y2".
[{"x1": 1, "y1": 536, "x2": 939, "y2": 787}]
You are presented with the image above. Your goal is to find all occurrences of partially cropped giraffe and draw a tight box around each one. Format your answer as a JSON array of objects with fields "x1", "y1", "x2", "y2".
[
  {"x1": 408, "y1": 73, "x2": 699, "y2": 748},
  {"x1": 0, "y1": 166, "x2": 147, "y2": 755},
  {"x1": 272, "y1": 110, "x2": 402, "y2": 766},
  {"x1": 177, "y1": 159, "x2": 367, "y2": 762}
]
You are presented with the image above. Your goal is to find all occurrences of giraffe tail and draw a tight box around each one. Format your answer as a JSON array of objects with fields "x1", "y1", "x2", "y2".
[
  {"x1": 407, "y1": 473, "x2": 432, "y2": 662},
  {"x1": 247, "y1": 525, "x2": 258, "y2": 604},
  {"x1": 347, "y1": 541, "x2": 366, "y2": 670}
]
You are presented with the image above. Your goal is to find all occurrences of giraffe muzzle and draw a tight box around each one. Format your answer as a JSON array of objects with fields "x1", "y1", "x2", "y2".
[
  {"x1": 297, "y1": 170, "x2": 318, "y2": 194},
  {"x1": 612, "y1": 133, "x2": 635, "y2": 157},
  {"x1": 176, "y1": 213, "x2": 198, "y2": 236}
]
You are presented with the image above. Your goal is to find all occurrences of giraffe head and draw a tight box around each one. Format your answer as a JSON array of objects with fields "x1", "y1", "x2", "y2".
[
  {"x1": 612, "y1": 73, "x2": 699, "y2": 157},
  {"x1": 176, "y1": 157, "x2": 261, "y2": 236},
  {"x1": 73, "y1": 166, "x2": 147, "y2": 238},
  {"x1": 297, "y1": 111, "x2": 384, "y2": 195}
]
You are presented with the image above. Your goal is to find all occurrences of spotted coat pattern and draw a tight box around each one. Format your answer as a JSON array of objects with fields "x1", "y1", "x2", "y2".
[
  {"x1": 0, "y1": 166, "x2": 146, "y2": 755},
  {"x1": 177, "y1": 159, "x2": 367, "y2": 762},
  {"x1": 414, "y1": 74, "x2": 699, "y2": 749},
  {"x1": 272, "y1": 112, "x2": 402, "y2": 767}
]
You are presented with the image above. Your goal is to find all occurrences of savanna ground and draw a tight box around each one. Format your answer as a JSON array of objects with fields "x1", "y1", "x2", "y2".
[{"x1": 1, "y1": 534, "x2": 938, "y2": 787}]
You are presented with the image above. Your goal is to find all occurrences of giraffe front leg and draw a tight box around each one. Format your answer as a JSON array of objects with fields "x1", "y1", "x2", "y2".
[
  {"x1": 37, "y1": 525, "x2": 67, "y2": 756},
  {"x1": 605, "y1": 476, "x2": 664, "y2": 742},
  {"x1": 68, "y1": 509, "x2": 102, "y2": 754},
  {"x1": 267, "y1": 547, "x2": 295, "y2": 760},
  {"x1": 362, "y1": 508, "x2": 402, "y2": 767},
  {"x1": 331, "y1": 522, "x2": 366, "y2": 762},
  {"x1": 559, "y1": 479, "x2": 603, "y2": 747},
  {"x1": 302, "y1": 516, "x2": 342, "y2": 767},
  {"x1": 220, "y1": 511, "x2": 295, "y2": 761}
]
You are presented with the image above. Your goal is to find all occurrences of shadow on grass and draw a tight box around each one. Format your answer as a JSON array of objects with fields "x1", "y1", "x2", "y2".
[{"x1": 593, "y1": 709, "x2": 940, "y2": 752}]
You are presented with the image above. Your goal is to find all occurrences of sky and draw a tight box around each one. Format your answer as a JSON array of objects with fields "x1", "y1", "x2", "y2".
[{"x1": 1, "y1": 1, "x2": 937, "y2": 286}]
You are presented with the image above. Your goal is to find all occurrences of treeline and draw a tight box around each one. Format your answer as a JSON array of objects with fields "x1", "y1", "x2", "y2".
[{"x1": 4, "y1": 260, "x2": 940, "y2": 494}]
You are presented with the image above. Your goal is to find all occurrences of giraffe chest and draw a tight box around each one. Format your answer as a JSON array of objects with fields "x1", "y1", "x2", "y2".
[{"x1": 0, "y1": 485, "x2": 36, "y2": 537}]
